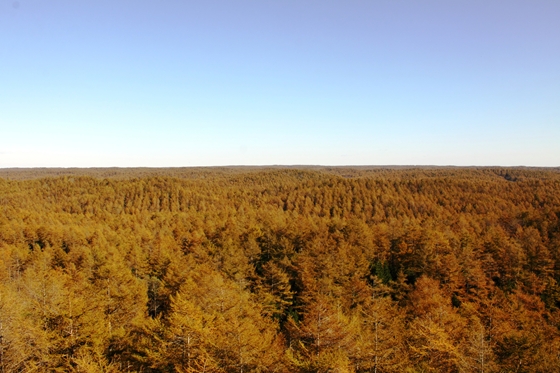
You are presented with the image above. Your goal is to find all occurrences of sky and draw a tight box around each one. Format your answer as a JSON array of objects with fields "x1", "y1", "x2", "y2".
[{"x1": 1, "y1": 0, "x2": 559, "y2": 167}]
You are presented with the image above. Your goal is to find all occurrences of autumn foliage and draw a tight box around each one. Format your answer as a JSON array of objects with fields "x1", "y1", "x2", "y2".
[{"x1": 0, "y1": 167, "x2": 559, "y2": 372}]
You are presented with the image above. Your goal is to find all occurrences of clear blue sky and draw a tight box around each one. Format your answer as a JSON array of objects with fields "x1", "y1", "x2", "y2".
[{"x1": 1, "y1": 0, "x2": 559, "y2": 167}]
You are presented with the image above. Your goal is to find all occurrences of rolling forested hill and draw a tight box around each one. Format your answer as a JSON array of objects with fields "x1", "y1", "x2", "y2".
[{"x1": 1, "y1": 167, "x2": 560, "y2": 372}]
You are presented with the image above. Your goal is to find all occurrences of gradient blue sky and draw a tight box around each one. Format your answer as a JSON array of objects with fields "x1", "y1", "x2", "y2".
[{"x1": 1, "y1": 0, "x2": 559, "y2": 167}]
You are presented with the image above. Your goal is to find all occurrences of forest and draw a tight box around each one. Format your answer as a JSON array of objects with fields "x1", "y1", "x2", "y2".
[{"x1": 0, "y1": 166, "x2": 560, "y2": 373}]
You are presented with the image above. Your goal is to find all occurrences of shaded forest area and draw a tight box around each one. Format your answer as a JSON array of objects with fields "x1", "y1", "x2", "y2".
[{"x1": 1, "y1": 167, "x2": 560, "y2": 372}]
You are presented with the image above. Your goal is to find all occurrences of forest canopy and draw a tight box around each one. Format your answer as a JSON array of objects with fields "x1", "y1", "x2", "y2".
[{"x1": 1, "y1": 167, "x2": 560, "y2": 372}]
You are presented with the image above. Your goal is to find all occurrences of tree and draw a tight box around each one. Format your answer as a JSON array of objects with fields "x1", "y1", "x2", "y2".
[
  {"x1": 353, "y1": 286, "x2": 408, "y2": 373},
  {"x1": 287, "y1": 293, "x2": 356, "y2": 372},
  {"x1": 253, "y1": 261, "x2": 294, "y2": 321},
  {"x1": 408, "y1": 276, "x2": 468, "y2": 372}
]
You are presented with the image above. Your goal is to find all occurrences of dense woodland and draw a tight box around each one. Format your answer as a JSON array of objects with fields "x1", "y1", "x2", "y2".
[{"x1": 1, "y1": 167, "x2": 560, "y2": 373}]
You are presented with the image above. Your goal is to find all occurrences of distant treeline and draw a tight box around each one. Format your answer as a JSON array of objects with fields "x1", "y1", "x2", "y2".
[{"x1": 0, "y1": 167, "x2": 559, "y2": 372}]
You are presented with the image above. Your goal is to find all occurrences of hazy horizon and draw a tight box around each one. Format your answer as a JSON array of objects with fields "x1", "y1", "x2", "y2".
[{"x1": 2, "y1": 0, "x2": 559, "y2": 167}]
